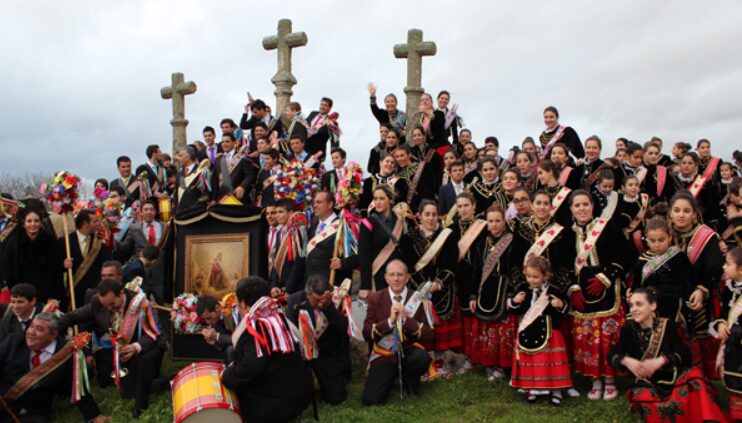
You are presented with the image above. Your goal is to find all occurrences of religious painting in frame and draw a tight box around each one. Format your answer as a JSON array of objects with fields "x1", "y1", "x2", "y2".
[{"x1": 184, "y1": 233, "x2": 249, "y2": 299}]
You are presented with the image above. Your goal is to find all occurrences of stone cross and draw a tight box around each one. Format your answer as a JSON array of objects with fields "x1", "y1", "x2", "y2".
[
  {"x1": 263, "y1": 19, "x2": 308, "y2": 123},
  {"x1": 393, "y1": 29, "x2": 437, "y2": 140},
  {"x1": 161, "y1": 72, "x2": 197, "y2": 152}
]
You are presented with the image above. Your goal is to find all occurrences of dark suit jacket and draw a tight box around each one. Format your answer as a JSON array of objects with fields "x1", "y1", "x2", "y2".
[
  {"x1": 0, "y1": 333, "x2": 100, "y2": 421},
  {"x1": 115, "y1": 220, "x2": 163, "y2": 261},
  {"x1": 0, "y1": 304, "x2": 42, "y2": 342},
  {"x1": 286, "y1": 291, "x2": 350, "y2": 377},
  {"x1": 321, "y1": 169, "x2": 340, "y2": 192},
  {"x1": 304, "y1": 217, "x2": 357, "y2": 284},
  {"x1": 255, "y1": 168, "x2": 275, "y2": 207},
  {"x1": 59, "y1": 233, "x2": 110, "y2": 309},
  {"x1": 60, "y1": 290, "x2": 167, "y2": 354},
  {"x1": 221, "y1": 323, "x2": 310, "y2": 423},
  {"x1": 437, "y1": 181, "x2": 460, "y2": 215},
  {"x1": 122, "y1": 258, "x2": 145, "y2": 283},
  {"x1": 362, "y1": 288, "x2": 434, "y2": 359},
  {"x1": 358, "y1": 213, "x2": 401, "y2": 291},
  {"x1": 211, "y1": 154, "x2": 257, "y2": 202}
]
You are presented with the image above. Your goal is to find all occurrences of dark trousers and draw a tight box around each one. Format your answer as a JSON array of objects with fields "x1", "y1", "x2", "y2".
[
  {"x1": 311, "y1": 357, "x2": 347, "y2": 405},
  {"x1": 95, "y1": 346, "x2": 164, "y2": 409},
  {"x1": 361, "y1": 348, "x2": 430, "y2": 405}
]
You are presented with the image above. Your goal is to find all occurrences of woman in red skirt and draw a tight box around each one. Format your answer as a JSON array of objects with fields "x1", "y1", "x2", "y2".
[
  {"x1": 399, "y1": 199, "x2": 460, "y2": 376},
  {"x1": 448, "y1": 192, "x2": 488, "y2": 374},
  {"x1": 469, "y1": 205, "x2": 517, "y2": 381},
  {"x1": 564, "y1": 189, "x2": 632, "y2": 401},
  {"x1": 510, "y1": 256, "x2": 573, "y2": 406},
  {"x1": 609, "y1": 288, "x2": 727, "y2": 423}
]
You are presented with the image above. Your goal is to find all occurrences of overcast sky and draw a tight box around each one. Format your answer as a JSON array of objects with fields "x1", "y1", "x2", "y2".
[{"x1": 1, "y1": 1, "x2": 740, "y2": 181}]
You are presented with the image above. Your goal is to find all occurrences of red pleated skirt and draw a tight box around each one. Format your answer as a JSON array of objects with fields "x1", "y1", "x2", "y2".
[
  {"x1": 429, "y1": 301, "x2": 464, "y2": 352},
  {"x1": 570, "y1": 309, "x2": 625, "y2": 378},
  {"x1": 462, "y1": 315, "x2": 474, "y2": 357},
  {"x1": 470, "y1": 314, "x2": 517, "y2": 368},
  {"x1": 627, "y1": 367, "x2": 728, "y2": 423},
  {"x1": 689, "y1": 335, "x2": 721, "y2": 380},
  {"x1": 510, "y1": 329, "x2": 573, "y2": 390},
  {"x1": 730, "y1": 392, "x2": 742, "y2": 421}
]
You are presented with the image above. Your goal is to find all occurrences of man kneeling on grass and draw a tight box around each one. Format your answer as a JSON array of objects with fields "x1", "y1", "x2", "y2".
[{"x1": 362, "y1": 259, "x2": 434, "y2": 405}]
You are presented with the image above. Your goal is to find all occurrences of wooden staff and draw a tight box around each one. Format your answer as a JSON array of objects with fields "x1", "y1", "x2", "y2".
[
  {"x1": 0, "y1": 395, "x2": 20, "y2": 423},
  {"x1": 328, "y1": 218, "x2": 343, "y2": 287},
  {"x1": 61, "y1": 217, "x2": 76, "y2": 312}
]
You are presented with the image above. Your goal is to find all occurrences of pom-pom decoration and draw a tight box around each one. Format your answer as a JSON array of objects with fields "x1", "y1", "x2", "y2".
[
  {"x1": 273, "y1": 158, "x2": 320, "y2": 211},
  {"x1": 170, "y1": 293, "x2": 204, "y2": 334},
  {"x1": 334, "y1": 162, "x2": 364, "y2": 209}
]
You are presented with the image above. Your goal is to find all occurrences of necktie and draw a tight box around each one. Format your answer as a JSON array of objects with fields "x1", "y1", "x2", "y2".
[
  {"x1": 269, "y1": 227, "x2": 277, "y2": 251},
  {"x1": 81, "y1": 235, "x2": 89, "y2": 255},
  {"x1": 31, "y1": 351, "x2": 42, "y2": 368},
  {"x1": 209, "y1": 147, "x2": 216, "y2": 163},
  {"x1": 317, "y1": 222, "x2": 326, "y2": 234},
  {"x1": 394, "y1": 295, "x2": 403, "y2": 304},
  {"x1": 22, "y1": 320, "x2": 31, "y2": 331},
  {"x1": 148, "y1": 223, "x2": 156, "y2": 246}
]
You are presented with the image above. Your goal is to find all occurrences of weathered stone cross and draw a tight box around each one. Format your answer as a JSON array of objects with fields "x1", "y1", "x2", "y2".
[
  {"x1": 263, "y1": 18, "x2": 308, "y2": 122},
  {"x1": 394, "y1": 29, "x2": 437, "y2": 140},
  {"x1": 160, "y1": 72, "x2": 197, "y2": 152}
]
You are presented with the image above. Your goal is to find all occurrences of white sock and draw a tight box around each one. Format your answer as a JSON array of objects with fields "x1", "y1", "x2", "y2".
[
  {"x1": 604, "y1": 376, "x2": 616, "y2": 388},
  {"x1": 551, "y1": 389, "x2": 562, "y2": 399}
]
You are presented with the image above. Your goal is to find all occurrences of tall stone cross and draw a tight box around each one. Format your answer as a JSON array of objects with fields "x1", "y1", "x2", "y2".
[
  {"x1": 160, "y1": 72, "x2": 197, "y2": 153},
  {"x1": 263, "y1": 19, "x2": 307, "y2": 123},
  {"x1": 393, "y1": 29, "x2": 437, "y2": 140}
]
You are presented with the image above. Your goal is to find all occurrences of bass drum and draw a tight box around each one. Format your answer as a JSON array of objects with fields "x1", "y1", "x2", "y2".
[{"x1": 172, "y1": 362, "x2": 241, "y2": 423}]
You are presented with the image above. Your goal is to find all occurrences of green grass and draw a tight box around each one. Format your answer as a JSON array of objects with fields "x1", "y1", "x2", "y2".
[{"x1": 50, "y1": 357, "x2": 729, "y2": 422}]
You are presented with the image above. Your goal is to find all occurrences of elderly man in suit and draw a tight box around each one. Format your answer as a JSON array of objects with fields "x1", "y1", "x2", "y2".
[
  {"x1": 361, "y1": 259, "x2": 434, "y2": 406},
  {"x1": 0, "y1": 312, "x2": 109, "y2": 422},
  {"x1": 115, "y1": 200, "x2": 163, "y2": 262},
  {"x1": 61, "y1": 209, "x2": 110, "y2": 310}
]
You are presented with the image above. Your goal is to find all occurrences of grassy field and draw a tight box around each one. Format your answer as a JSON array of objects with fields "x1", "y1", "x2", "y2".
[{"x1": 47, "y1": 355, "x2": 693, "y2": 423}]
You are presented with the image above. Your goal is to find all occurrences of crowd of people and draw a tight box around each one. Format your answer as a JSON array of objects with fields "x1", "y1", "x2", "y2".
[{"x1": 0, "y1": 86, "x2": 741, "y2": 423}]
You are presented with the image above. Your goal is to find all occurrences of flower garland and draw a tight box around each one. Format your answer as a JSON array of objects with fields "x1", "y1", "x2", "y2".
[
  {"x1": 171, "y1": 294, "x2": 203, "y2": 334},
  {"x1": 274, "y1": 158, "x2": 319, "y2": 211},
  {"x1": 40, "y1": 171, "x2": 82, "y2": 214}
]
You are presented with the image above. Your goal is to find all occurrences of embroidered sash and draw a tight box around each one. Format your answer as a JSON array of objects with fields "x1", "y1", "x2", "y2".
[
  {"x1": 523, "y1": 223, "x2": 564, "y2": 268},
  {"x1": 656, "y1": 165, "x2": 668, "y2": 196},
  {"x1": 480, "y1": 233, "x2": 513, "y2": 286},
  {"x1": 635, "y1": 166, "x2": 648, "y2": 185},
  {"x1": 407, "y1": 150, "x2": 436, "y2": 204},
  {"x1": 549, "y1": 187, "x2": 572, "y2": 217},
  {"x1": 444, "y1": 204, "x2": 458, "y2": 227},
  {"x1": 558, "y1": 166, "x2": 573, "y2": 187},
  {"x1": 686, "y1": 225, "x2": 716, "y2": 265},
  {"x1": 306, "y1": 221, "x2": 339, "y2": 255},
  {"x1": 3, "y1": 333, "x2": 91, "y2": 401},
  {"x1": 517, "y1": 288, "x2": 551, "y2": 334},
  {"x1": 585, "y1": 162, "x2": 610, "y2": 188},
  {"x1": 574, "y1": 218, "x2": 609, "y2": 274},
  {"x1": 688, "y1": 174, "x2": 709, "y2": 199},
  {"x1": 633, "y1": 230, "x2": 646, "y2": 255},
  {"x1": 371, "y1": 218, "x2": 403, "y2": 276},
  {"x1": 702, "y1": 156, "x2": 720, "y2": 180},
  {"x1": 0, "y1": 220, "x2": 16, "y2": 243},
  {"x1": 414, "y1": 228, "x2": 453, "y2": 272},
  {"x1": 541, "y1": 125, "x2": 566, "y2": 159},
  {"x1": 625, "y1": 193, "x2": 649, "y2": 236},
  {"x1": 641, "y1": 246, "x2": 680, "y2": 281},
  {"x1": 73, "y1": 236, "x2": 102, "y2": 287},
  {"x1": 119, "y1": 292, "x2": 147, "y2": 344},
  {"x1": 641, "y1": 318, "x2": 668, "y2": 360},
  {"x1": 600, "y1": 191, "x2": 619, "y2": 221},
  {"x1": 457, "y1": 219, "x2": 487, "y2": 262}
]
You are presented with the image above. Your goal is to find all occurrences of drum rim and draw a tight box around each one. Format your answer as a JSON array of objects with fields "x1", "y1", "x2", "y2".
[
  {"x1": 173, "y1": 361, "x2": 225, "y2": 384},
  {"x1": 175, "y1": 401, "x2": 241, "y2": 423}
]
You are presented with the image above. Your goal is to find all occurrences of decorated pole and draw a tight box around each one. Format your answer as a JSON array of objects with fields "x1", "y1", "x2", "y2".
[
  {"x1": 41, "y1": 171, "x2": 82, "y2": 312},
  {"x1": 328, "y1": 162, "x2": 365, "y2": 287}
]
